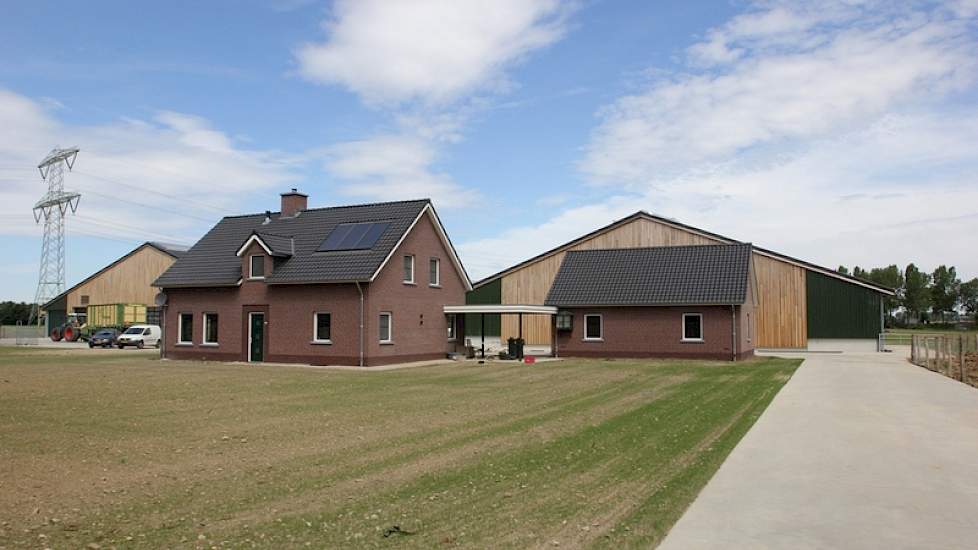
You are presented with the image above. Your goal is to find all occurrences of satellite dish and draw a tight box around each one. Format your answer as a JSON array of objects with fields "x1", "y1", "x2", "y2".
[{"x1": 154, "y1": 292, "x2": 168, "y2": 306}]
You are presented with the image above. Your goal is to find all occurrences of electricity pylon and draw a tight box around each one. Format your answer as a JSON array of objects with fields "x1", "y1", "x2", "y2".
[{"x1": 29, "y1": 147, "x2": 81, "y2": 327}]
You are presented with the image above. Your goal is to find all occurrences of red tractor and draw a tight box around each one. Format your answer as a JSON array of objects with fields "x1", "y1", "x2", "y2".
[{"x1": 49, "y1": 313, "x2": 85, "y2": 342}]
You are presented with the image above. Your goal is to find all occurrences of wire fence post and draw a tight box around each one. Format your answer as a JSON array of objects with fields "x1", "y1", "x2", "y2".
[{"x1": 958, "y1": 335, "x2": 965, "y2": 382}]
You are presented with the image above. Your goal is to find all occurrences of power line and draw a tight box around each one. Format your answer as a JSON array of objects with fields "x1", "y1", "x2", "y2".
[
  {"x1": 73, "y1": 215, "x2": 192, "y2": 245},
  {"x1": 73, "y1": 169, "x2": 235, "y2": 216},
  {"x1": 70, "y1": 177, "x2": 219, "y2": 224}
]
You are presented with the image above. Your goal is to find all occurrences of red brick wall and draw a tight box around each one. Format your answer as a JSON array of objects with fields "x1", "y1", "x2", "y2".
[
  {"x1": 162, "y1": 209, "x2": 467, "y2": 366},
  {"x1": 364, "y1": 211, "x2": 467, "y2": 363},
  {"x1": 555, "y1": 305, "x2": 752, "y2": 360}
]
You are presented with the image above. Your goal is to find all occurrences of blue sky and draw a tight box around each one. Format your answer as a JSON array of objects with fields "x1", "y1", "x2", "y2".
[{"x1": 1, "y1": 0, "x2": 976, "y2": 301}]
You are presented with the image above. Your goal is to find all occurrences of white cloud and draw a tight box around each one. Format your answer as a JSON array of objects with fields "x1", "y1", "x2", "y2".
[
  {"x1": 582, "y1": 1, "x2": 976, "y2": 185},
  {"x1": 322, "y1": 135, "x2": 479, "y2": 207},
  {"x1": 459, "y1": 1, "x2": 978, "y2": 281},
  {"x1": 295, "y1": 0, "x2": 570, "y2": 105},
  {"x1": 295, "y1": 0, "x2": 575, "y2": 209},
  {"x1": 0, "y1": 88, "x2": 300, "y2": 244}
]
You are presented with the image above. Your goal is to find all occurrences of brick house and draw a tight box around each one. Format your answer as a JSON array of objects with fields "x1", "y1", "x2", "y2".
[
  {"x1": 153, "y1": 191, "x2": 471, "y2": 366},
  {"x1": 545, "y1": 244, "x2": 756, "y2": 361}
]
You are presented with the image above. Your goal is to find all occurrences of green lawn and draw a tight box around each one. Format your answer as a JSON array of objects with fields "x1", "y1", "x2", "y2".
[{"x1": 0, "y1": 348, "x2": 799, "y2": 549}]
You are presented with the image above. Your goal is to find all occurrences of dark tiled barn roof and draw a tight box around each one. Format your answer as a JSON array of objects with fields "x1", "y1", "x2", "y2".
[
  {"x1": 545, "y1": 243, "x2": 752, "y2": 307},
  {"x1": 154, "y1": 199, "x2": 429, "y2": 287}
]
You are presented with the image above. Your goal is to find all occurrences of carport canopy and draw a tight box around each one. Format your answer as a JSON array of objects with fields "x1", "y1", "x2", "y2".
[{"x1": 443, "y1": 304, "x2": 558, "y2": 357}]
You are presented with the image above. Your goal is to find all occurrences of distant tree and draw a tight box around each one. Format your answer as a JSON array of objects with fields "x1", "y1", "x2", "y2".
[
  {"x1": 852, "y1": 266, "x2": 869, "y2": 280},
  {"x1": 867, "y1": 265, "x2": 905, "y2": 318},
  {"x1": 930, "y1": 265, "x2": 960, "y2": 323},
  {"x1": 0, "y1": 301, "x2": 33, "y2": 325},
  {"x1": 960, "y1": 278, "x2": 978, "y2": 316},
  {"x1": 837, "y1": 265, "x2": 850, "y2": 275},
  {"x1": 903, "y1": 264, "x2": 931, "y2": 323}
]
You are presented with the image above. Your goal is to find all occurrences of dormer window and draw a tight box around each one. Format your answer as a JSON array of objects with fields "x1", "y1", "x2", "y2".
[{"x1": 249, "y1": 255, "x2": 265, "y2": 279}]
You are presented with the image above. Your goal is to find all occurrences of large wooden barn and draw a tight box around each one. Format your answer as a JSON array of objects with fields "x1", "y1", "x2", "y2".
[
  {"x1": 42, "y1": 242, "x2": 187, "y2": 332},
  {"x1": 466, "y1": 211, "x2": 893, "y2": 352}
]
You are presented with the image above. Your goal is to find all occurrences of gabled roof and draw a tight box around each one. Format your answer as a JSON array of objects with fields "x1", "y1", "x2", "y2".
[
  {"x1": 545, "y1": 244, "x2": 753, "y2": 307},
  {"x1": 154, "y1": 199, "x2": 471, "y2": 290},
  {"x1": 476, "y1": 211, "x2": 894, "y2": 295},
  {"x1": 42, "y1": 242, "x2": 184, "y2": 310},
  {"x1": 236, "y1": 231, "x2": 294, "y2": 258}
]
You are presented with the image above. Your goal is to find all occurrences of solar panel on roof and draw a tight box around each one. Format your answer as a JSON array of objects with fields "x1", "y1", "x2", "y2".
[{"x1": 317, "y1": 222, "x2": 390, "y2": 251}]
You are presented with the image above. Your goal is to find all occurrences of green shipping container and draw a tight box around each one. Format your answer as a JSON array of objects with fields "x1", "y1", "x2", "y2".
[{"x1": 806, "y1": 271, "x2": 882, "y2": 339}]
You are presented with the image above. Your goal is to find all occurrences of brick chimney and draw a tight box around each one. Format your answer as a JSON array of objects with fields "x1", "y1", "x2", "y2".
[{"x1": 280, "y1": 188, "x2": 307, "y2": 217}]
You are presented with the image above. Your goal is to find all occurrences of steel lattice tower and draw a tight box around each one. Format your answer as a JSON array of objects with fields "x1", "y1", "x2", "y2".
[{"x1": 29, "y1": 147, "x2": 81, "y2": 326}]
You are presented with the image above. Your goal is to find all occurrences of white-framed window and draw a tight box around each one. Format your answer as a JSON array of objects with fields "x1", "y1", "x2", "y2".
[
  {"x1": 682, "y1": 313, "x2": 704, "y2": 342},
  {"x1": 313, "y1": 312, "x2": 332, "y2": 343},
  {"x1": 429, "y1": 257, "x2": 440, "y2": 287},
  {"x1": 379, "y1": 312, "x2": 393, "y2": 343},
  {"x1": 746, "y1": 313, "x2": 752, "y2": 343},
  {"x1": 178, "y1": 312, "x2": 194, "y2": 344},
  {"x1": 446, "y1": 313, "x2": 456, "y2": 341},
  {"x1": 403, "y1": 255, "x2": 415, "y2": 284},
  {"x1": 249, "y1": 255, "x2": 265, "y2": 279},
  {"x1": 584, "y1": 314, "x2": 603, "y2": 341},
  {"x1": 203, "y1": 313, "x2": 219, "y2": 345}
]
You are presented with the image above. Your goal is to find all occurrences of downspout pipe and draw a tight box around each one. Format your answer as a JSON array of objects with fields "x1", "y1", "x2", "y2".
[
  {"x1": 356, "y1": 281, "x2": 364, "y2": 367},
  {"x1": 160, "y1": 301, "x2": 167, "y2": 360}
]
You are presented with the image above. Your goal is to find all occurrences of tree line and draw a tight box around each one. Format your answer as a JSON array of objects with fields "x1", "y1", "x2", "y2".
[
  {"x1": 837, "y1": 264, "x2": 978, "y2": 326},
  {"x1": 0, "y1": 302, "x2": 34, "y2": 325}
]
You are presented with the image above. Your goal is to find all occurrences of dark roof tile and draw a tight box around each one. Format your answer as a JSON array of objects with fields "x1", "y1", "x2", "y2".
[
  {"x1": 545, "y1": 243, "x2": 752, "y2": 307},
  {"x1": 154, "y1": 199, "x2": 429, "y2": 287}
]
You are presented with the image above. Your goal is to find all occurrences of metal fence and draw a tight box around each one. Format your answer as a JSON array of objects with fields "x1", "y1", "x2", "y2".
[{"x1": 910, "y1": 333, "x2": 978, "y2": 389}]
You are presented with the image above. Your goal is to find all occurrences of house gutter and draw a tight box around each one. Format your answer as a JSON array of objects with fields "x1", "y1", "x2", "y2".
[{"x1": 355, "y1": 281, "x2": 364, "y2": 367}]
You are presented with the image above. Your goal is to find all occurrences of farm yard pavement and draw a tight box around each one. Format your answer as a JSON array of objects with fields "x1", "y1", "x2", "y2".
[
  {"x1": 659, "y1": 351, "x2": 978, "y2": 550},
  {"x1": 0, "y1": 347, "x2": 798, "y2": 549}
]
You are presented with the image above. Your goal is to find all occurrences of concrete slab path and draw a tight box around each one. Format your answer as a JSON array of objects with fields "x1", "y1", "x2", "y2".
[{"x1": 659, "y1": 351, "x2": 978, "y2": 550}]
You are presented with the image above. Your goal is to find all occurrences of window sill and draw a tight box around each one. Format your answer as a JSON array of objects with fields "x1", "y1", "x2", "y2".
[
  {"x1": 403, "y1": 281, "x2": 416, "y2": 286},
  {"x1": 429, "y1": 284, "x2": 441, "y2": 288},
  {"x1": 201, "y1": 343, "x2": 219, "y2": 347},
  {"x1": 583, "y1": 338, "x2": 604, "y2": 342},
  {"x1": 311, "y1": 340, "x2": 332, "y2": 345},
  {"x1": 681, "y1": 338, "x2": 705, "y2": 344},
  {"x1": 247, "y1": 277, "x2": 265, "y2": 281},
  {"x1": 175, "y1": 342, "x2": 194, "y2": 347},
  {"x1": 380, "y1": 341, "x2": 394, "y2": 345}
]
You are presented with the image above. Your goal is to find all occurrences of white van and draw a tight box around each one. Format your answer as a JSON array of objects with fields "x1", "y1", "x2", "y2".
[{"x1": 116, "y1": 324, "x2": 162, "y2": 349}]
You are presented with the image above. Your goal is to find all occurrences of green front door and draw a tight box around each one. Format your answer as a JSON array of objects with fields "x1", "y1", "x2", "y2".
[{"x1": 249, "y1": 313, "x2": 264, "y2": 362}]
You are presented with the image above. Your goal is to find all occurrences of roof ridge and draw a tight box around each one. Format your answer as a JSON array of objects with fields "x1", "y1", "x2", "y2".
[
  {"x1": 223, "y1": 198, "x2": 431, "y2": 220},
  {"x1": 255, "y1": 230, "x2": 293, "y2": 238},
  {"x1": 567, "y1": 242, "x2": 752, "y2": 254},
  {"x1": 301, "y1": 197, "x2": 430, "y2": 214}
]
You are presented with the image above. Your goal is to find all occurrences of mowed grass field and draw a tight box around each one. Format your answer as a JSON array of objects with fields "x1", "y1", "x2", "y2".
[{"x1": 0, "y1": 348, "x2": 799, "y2": 549}]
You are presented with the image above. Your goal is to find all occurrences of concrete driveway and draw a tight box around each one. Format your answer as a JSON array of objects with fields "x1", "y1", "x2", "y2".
[{"x1": 659, "y1": 351, "x2": 978, "y2": 550}]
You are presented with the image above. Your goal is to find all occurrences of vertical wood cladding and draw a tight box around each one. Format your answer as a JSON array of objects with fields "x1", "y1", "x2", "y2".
[
  {"x1": 806, "y1": 270, "x2": 881, "y2": 339},
  {"x1": 66, "y1": 245, "x2": 177, "y2": 311},
  {"x1": 752, "y1": 254, "x2": 807, "y2": 348}
]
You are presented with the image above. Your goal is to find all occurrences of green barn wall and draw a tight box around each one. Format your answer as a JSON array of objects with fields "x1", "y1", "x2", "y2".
[
  {"x1": 465, "y1": 279, "x2": 501, "y2": 338},
  {"x1": 806, "y1": 271, "x2": 882, "y2": 339}
]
